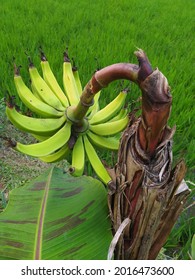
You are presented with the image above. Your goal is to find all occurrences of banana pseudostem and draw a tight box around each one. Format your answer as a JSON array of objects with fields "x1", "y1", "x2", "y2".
[{"x1": 106, "y1": 50, "x2": 190, "y2": 260}]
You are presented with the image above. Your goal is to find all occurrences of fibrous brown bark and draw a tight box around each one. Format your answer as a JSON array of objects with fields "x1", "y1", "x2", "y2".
[{"x1": 107, "y1": 50, "x2": 190, "y2": 260}]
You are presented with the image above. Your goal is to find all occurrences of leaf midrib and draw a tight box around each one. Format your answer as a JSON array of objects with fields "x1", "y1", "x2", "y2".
[{"x1": 34, "y1": 168, "x2": 53, "y2": 260}]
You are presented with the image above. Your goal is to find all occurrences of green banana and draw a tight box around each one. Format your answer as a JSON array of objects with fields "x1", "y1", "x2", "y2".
[
  {"x1": 31, "y1": 133, "x2": 50, "y2": 142},
  {"x1": 89, "y1": 91, "x2": 127, "y2": 124},
  {"x1": 13, "y1": 121, "x2": 72, "y2": 157},
  {"x1": 87, "y1": 131, "x2": 119, "y2": 150},
  {"x1": 29, "y1": 65, "x2": 65, "y2": 111},
  {"x1": 89, "y1": 115, "x2": 129, "y2": 136},
  {"x1": 108, "y1": 107, "x2": 128, "y2": 122},
  {"x1": 39, "y1": 144, "x2": 70, "y2": 163},
  {"x1": 72, "y1": 67, "x2": 82, "y2": 96},
  {"x1": 14, "y1": 75, "x2": 63, "y2": 118},
  {"x1": 31, "y1": 82, "x2": 42, "y2": 100},
  {"x1": 83, "y1": 135, "x2": 112, "y2": 185},
  {"x1": 69, "y1": 135, "x2": 85, "y2": 176},
  {"x1": 40, "y1": 58, "x2": 69, "y2": 108},
  {"x1": 87, "y1": 91, "x2": 100, "y2": 119},
  {"x1": 63, "y1": 54, "x2": 80, "y2": 105},
  {"x1": 6, "y1": 106, "x2": 66, "y2": 136}
]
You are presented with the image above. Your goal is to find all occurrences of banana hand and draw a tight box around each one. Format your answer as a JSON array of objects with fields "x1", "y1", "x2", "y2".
[{"x1": 9, "y1": 52, "x2": 131, "y2": 185}]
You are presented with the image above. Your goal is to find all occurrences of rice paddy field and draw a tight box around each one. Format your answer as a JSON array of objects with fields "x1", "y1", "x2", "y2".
[{"x1": 0, "y1": 0, "x2": 194, "y2": 259}]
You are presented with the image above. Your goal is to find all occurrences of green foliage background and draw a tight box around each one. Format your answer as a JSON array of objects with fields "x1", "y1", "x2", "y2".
[
  {"x1": 0, "y1": 0, "x2": 194, "y2": 171},
  {"x1": 0, "y1": 0, "x2": 194, "y2": 259}
]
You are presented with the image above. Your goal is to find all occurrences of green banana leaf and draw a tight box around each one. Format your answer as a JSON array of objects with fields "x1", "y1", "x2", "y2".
[
  {"x1": 0, "y1": 167, "x2": 112, "y2": 260},
  {"x1": 191, "y1": 234, "x2": 195, "y2": 260}
]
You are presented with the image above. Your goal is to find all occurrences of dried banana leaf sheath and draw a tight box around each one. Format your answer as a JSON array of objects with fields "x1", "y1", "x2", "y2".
[{"x1": 110, "y1": 52, "x2": 190, "y2": 260}]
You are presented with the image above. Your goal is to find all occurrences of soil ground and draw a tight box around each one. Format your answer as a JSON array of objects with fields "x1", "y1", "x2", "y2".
[{"x1": 0, "y1": 106, "x2": 67, "y2": 210}]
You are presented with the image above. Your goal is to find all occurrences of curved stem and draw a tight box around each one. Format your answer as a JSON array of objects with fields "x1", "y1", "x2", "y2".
[
  {"x1": 93, "y1": 63, "x2": 139, "y2": 91},
  {"x1": 71, "y1": 62, "x2": 139, "y2": 122},
  {"x1": 72, "y1": 49, "x2": 154, "y2": 121},
  {"x1": 71, "y1": 49, "x2": 172, "y2": 156}
]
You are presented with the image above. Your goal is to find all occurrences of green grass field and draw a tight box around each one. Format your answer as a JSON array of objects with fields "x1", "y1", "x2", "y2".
[{"x1": 0, "y1": 0, "x2": 194, "y2": 259}]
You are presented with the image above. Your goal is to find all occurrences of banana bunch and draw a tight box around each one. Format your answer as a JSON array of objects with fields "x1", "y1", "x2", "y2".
[{"x1": 6, "y1": 51, "x2": 129, "y2": 186}]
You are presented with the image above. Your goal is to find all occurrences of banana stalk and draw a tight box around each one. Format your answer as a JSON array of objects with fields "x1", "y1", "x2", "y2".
[{"x1": 68, "y1": 62, "x2": 139, "y2": 123}]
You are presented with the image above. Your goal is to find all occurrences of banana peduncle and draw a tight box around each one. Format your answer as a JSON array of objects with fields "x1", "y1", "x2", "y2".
[
  {"x1": 69, "y1": 50, "x2": 148, "y2": 125},
  {"x1": 71, "y1": 49, "x2": 172, "y2": 156}
]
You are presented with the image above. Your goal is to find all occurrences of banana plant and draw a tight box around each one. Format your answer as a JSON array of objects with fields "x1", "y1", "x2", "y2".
[{"x1": 1, "y1": 49, "x2": 191, "y2": 259}]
